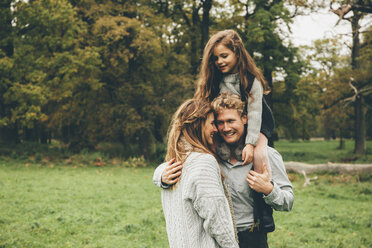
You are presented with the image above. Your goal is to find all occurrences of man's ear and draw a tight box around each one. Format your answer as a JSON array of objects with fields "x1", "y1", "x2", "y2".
[{"x1": 241, "y1": 114, "x2": 247, "y2": 124}]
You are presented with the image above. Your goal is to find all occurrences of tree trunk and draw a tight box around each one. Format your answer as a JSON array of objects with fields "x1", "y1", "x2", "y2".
[
  {"x1": 190, "y1": 4, "x2": 200, "y2": 74},
  {"x1": 351, "y1": 13, "x2": 361, "y2": 69},
  {"x1": 354, "y1": 95, "x2": 366, "y2": 154},
  {"x1": 200, "y1": 0, "x2": 212, "y2": 56},
  {"x1": 350, "y1": 12, "x2": 366, "y2": 155},
  {"x1": 338, "y1": 128, "x2": 345, "y2": 150}
]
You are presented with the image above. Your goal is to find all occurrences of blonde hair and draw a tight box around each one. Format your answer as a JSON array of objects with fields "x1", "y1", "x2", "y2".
[
  {"x1": 212, "y1": 92, "x2": 246, "y2": 116},
  {"x1": 194, "y1": 29, "x2": 270, "y2": 102},
  {"x1": 165, "y1": 99, "x2": 214, "y2": 163}
]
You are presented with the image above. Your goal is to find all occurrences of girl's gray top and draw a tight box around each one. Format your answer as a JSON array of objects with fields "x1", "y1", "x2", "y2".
[{"x1": 219, "y1": 73, "x2": 263, "y2": 146}]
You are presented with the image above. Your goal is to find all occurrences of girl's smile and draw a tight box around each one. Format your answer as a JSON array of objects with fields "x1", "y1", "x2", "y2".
[{"x1": 213, "y1": 44, "x2": 238, "y2": 74}]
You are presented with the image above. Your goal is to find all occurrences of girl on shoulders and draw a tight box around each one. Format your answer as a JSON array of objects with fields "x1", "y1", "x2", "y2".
[{"x1": 194, "y1": 29, "x2": 274, "y2": 175}]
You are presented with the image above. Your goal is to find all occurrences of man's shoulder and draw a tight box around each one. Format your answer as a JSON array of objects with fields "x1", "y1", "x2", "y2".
[
  {"x1": 267, "y1": 146, "x2": 281, "y2": 157},
  {"x1": 267, "y1": 147, "x2": 285, "y2": 170}
]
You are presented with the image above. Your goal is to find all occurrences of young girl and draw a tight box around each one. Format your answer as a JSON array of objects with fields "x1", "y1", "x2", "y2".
[{"x1": 194, "y1": 29, "x2": 274, "y2": 175}]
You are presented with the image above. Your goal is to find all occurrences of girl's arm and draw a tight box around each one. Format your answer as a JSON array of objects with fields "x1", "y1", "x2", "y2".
[
  {"x1": 245, "y1": 78, "x2": 263, "y2": 146},
  {"x1": 242, "y1": 78, "x2": 263, "y2": 164}
]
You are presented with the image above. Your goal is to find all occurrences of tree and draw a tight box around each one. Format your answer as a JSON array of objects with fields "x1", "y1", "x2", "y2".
[
  {"x1": 330, "y1": 2, "x2": 372, "y2": 155},
  {"x1": 3, "y1": 0, "x2": 102, "y2": 146},
  {"x1": 66, "y1": 0, "x2": 195, "y2": 156},
  {"x1": 304, "y1": 38, "x2": 353, "y2": 144},
  {"x1": 149, "y1": 0, "x2": 213, "y2": 73},
  {"x1": 0, "y1": 0, "x2": 18, "y2": 143}
]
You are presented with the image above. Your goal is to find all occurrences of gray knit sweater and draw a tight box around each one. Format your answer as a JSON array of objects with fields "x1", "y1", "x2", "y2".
[
  {"x1": 219, "y1": 73, "x2": 263, "y2": 146},
  {"x1": 161, "y1": 152, "x2": 239, "y2": 248}
]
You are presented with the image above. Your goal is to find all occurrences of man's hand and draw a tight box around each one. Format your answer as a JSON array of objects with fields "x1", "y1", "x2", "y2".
[
  {"x1": 242, "y1": 144, "x2": 254, "y2": 165},
  {"x1": 246, "y1": 164, "x2": 273, "y2": 195},
  {"x1": 161, "y1": 158, "x2": 183, "y2": 185}
]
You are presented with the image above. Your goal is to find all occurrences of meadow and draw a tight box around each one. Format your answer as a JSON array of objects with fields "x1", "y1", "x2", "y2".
[
  {"x1": 0, "y1": 162, "x2": 371, "y2": 248},
  {"x1": 275, "y1": 139, "x2": 372, "y2": 164},
  {"x1": 0, "y1": 139, "x2": 371, "y2": 247}
]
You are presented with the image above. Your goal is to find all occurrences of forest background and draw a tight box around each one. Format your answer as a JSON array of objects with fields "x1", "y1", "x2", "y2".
[{"x1": 0, "y1": 0, "x2": 371, "y2": 162}]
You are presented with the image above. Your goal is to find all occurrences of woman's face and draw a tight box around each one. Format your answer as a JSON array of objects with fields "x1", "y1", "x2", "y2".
[
  {"x1": 204, "y1": 113, "x2": 218, "y2": 147},
  {"x1": 213, "y1": 44, "x2": 238, "y2": 74}
]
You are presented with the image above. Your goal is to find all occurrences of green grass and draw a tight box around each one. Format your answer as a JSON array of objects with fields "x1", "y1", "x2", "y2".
[
  {"x1": 1, "y1": 161, "x2": 371, "y2": 248},
  {"x1": 275, "y1": 139, "x2": 372, "y2": 164},
  {"x1": 270, "y1": 173, "x2": 372, "y2": 248},
  {"x1": 0, "y1": 162, "x2": 166, "y2": 248}
]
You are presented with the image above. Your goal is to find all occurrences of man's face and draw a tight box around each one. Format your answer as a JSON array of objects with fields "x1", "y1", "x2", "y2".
[{"x1": 216, "y1": 108, "x2": 247, "y2": 145}]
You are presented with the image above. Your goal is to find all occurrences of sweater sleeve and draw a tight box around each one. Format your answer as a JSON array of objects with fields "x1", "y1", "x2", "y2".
[
  {"x1": 152, "y1": 162, "x2": 170, "y2": 189},
  {"x1": 183, "y1": 154, "x2": 239, "y2": 248},
  {"x1": 263, "y1": 147, "x2": 294, "y2": 211},
  {"x1": 245, "y1": 78, "x2": 263, "y2": 146}
]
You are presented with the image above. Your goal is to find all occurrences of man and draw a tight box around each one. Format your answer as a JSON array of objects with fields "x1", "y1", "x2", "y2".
[{"x1": 154, "y1": 93, "x2": 294, "y2": 248}]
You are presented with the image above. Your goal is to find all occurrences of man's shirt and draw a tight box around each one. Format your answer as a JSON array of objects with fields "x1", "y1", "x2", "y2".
[{"x1": 219, "y1": 147, "x2": 294, "y2": 231}]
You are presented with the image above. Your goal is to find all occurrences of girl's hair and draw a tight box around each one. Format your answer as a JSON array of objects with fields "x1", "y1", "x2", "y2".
[
  {"x1": 165, "y1": 99, "x2": 215, "y2": 163},
  {"x1": 194, "y1": 29, "x2": 270, "y2": 102}
]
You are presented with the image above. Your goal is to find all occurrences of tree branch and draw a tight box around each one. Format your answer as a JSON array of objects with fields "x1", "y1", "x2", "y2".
[
  {"x1": 175, "y1": 4, "x2": 191, "y2": 27},
  {"x1": 330, "y1": 3, "x2": 352, "y2": 26}
]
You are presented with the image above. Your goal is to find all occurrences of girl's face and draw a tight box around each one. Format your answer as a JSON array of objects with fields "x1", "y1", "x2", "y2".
[{"x1": 213, "y1": 44, "x2": 238, "y2": 74}]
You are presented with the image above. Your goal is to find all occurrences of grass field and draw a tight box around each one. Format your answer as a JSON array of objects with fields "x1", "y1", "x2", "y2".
[
  {"x1": 1, "y1": 160, "x2": 371, "y2": 248},
  {"x1": 275, "y1": 139, "x2": 372, "y2": 164}
]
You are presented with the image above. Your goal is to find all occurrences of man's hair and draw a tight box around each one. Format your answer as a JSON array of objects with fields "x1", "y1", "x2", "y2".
[{"x1": 211, "y1": 92, "x2": 246, "y2": 116}]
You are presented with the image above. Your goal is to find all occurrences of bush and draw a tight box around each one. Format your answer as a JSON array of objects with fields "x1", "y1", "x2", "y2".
[{"x1": 121, "y1": 156, "x2": 147, "y2": 168}]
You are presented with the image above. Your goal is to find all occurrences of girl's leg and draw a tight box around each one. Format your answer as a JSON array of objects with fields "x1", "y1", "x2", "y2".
[{"x1": 253, "y1": 133, "x2": 271, "y2": 178}]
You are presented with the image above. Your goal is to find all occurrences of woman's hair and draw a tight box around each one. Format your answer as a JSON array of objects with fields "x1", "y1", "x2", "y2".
[
  {"x1": 165, "y1": 99, "x2": 215, "y2": 163},
  {"x1": 194, "y1": 29, "x2": 270, "y2": 102}
]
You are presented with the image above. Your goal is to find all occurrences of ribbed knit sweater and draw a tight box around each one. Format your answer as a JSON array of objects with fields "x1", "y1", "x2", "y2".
[
  {"x1": 219, "y1": 73, "x2": 263, "y2": 146},
  {"x1": 161, "y1": 152, "x2": 239, "y2": 248}
]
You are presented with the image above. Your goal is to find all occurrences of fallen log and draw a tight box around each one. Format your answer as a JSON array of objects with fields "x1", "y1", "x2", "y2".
[{"x1": 284, "y1": 161, "x2": 372, "y2": 174}]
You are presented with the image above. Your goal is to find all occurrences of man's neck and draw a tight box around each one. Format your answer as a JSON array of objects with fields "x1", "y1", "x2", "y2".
[
  {"x1": 216, "y1": 136, "x2": 245, "y2": 164},
  {"x1": 227, "y1": 138, "x2": 245, "y2": 164}
]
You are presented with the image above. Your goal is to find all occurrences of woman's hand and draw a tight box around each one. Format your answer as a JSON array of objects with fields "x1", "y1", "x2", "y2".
[
  {"x1": 161, "y1": 158, "x2": 183, "y2": 185},
  {"x1": 246, "y1": 164, "x2": 273, "y2": 195},
  {"x1": 242, "y1": 144, "x2": 254, "y2": 165}
]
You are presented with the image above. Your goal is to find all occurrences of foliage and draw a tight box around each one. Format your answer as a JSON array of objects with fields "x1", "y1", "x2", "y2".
[{"x1": 0, "y1": 0, "x2": 370, "y2": 156}]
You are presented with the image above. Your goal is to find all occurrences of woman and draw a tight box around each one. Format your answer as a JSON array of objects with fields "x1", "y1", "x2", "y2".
[{"x1": 159, "y1": 99, "x2": 238, "y2": 248}]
